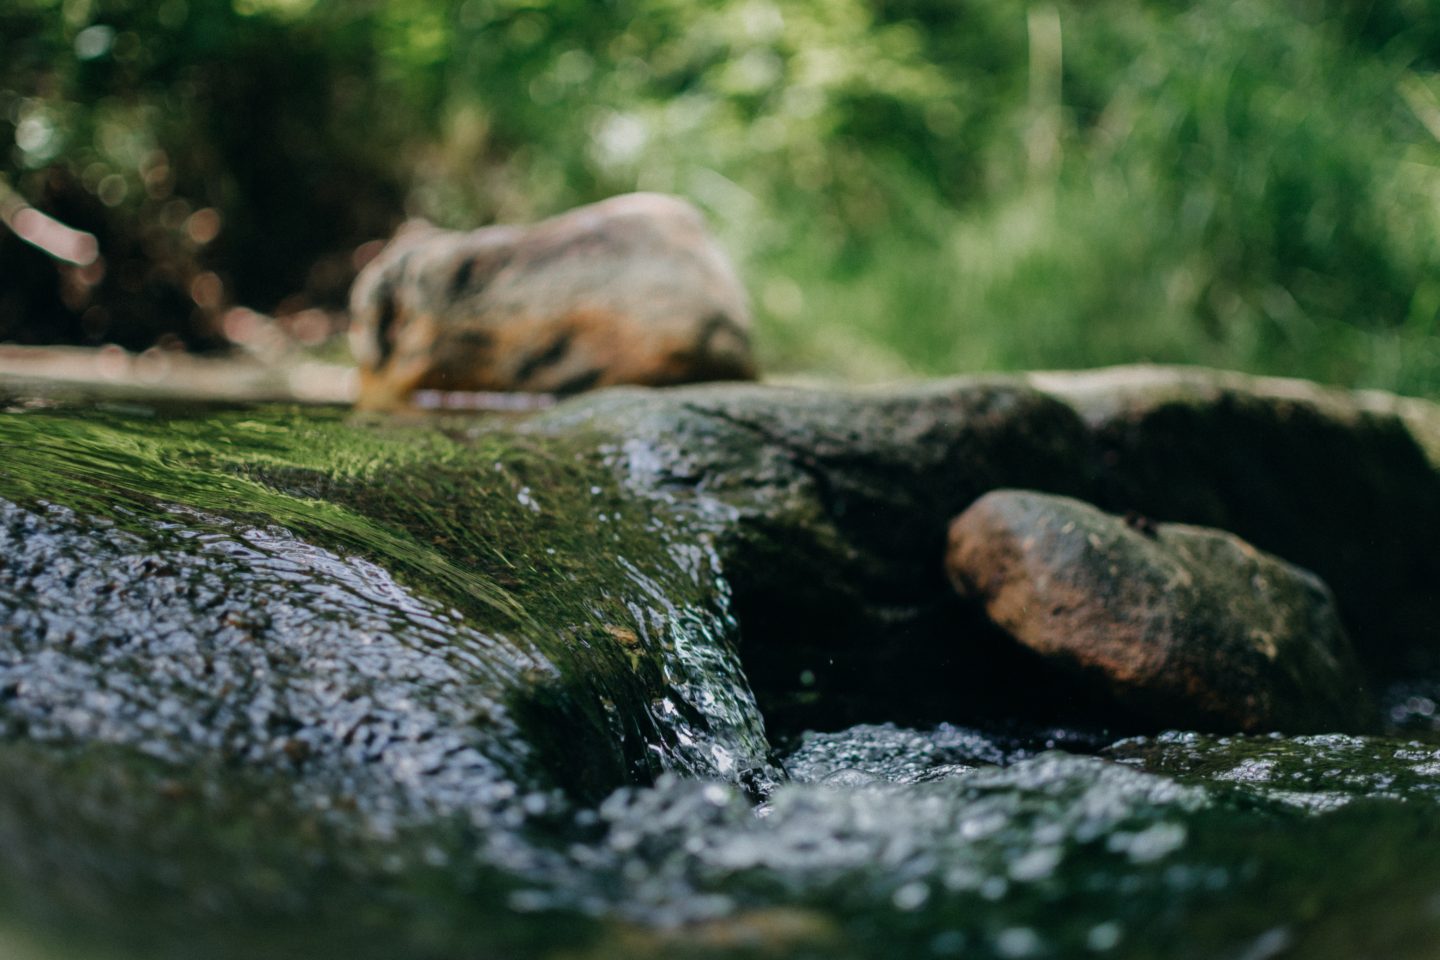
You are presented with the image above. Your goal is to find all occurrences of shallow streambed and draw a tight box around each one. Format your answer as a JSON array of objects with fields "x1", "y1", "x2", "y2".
[{"x1": 2, "y1": 375, "x2": 1439, "y2": 959}]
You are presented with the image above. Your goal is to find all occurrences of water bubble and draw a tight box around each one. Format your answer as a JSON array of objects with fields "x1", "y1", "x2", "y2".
[
  {"x1": 891, "y1": 880, "x2": 930, "y2": 911},
  {"x1": 1087, "y1": 921, "x2": 1123, "y2": 952},
  {"x1": 1216, "y1": 758, "x2": 1276, "y2": 783},
  {"x1": 1108, "y1": 822, "x2": 1187, "y2": 864},
  {"x1": 994, "y1": 926, "x2": 1042, "y2": 958},
  {"x1": 980, "y1": 877, "x2": 1009, "y2": 901},
  {"x1": 821, "y1": 767, "x2": 879, "y2": 788},
  {"x1": 1237, "y1": 926, "x2": 1293, "y2": 960},
  {"x1": 1008, "y1": 845, "x2": 1063, "y2": 882}
]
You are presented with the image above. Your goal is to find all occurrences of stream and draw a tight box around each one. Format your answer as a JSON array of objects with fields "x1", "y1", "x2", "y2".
[{"x1": 2, "y1": 385, "x2": 1439, "y2": 959}]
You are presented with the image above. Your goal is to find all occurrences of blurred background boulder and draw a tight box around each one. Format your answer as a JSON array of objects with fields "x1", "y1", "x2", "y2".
[
  {"x1": 349, "y1": 193, "x2": 755, "y2": 408},
  {"x1": 3, "y1": 0, "x2": 1440, "y2": 394}
]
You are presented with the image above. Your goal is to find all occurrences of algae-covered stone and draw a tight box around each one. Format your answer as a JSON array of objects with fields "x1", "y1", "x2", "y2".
[
  {"x1": 2, "y1": 366, "x2": 1435, "y2": 787},
  {"x1": 946, "y1": 490, "x2": 1369, "y2": 733},
  {"x1": 0, "y1": 403, "x2": 775, "y2": 817},
  {"x1": 528, "y1": 379, "x2": 1098, "y2": 730}
]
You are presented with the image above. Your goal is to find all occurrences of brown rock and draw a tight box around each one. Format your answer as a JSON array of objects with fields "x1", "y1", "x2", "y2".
[
  {"x1": 348, "y1": 192, "x2": 756, "y2": 409},
  {"x1": 1029, "y1": 365, "x2": 1440, "y2": 675},
  {"x1": 946, "y1": 489, "x2": 1370, "y2": 733}
]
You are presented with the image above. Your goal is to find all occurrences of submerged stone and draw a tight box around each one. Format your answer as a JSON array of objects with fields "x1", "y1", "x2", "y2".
[{"x1": 946, "y1": 490, "x2": 1369, "y2": 733}]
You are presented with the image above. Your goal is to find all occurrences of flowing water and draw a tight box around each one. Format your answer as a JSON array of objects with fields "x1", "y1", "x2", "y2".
[{"x1": 0, "y1": 392, "x2": 1438, "y2": 959}]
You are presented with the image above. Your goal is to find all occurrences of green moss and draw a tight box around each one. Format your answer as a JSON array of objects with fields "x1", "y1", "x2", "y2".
[
  {"x1": 0, "y1": 397, "x2": 772, "y2": 797},
  {"x1": 0, "y1": 405, "x2": 520, "y2": 626}
]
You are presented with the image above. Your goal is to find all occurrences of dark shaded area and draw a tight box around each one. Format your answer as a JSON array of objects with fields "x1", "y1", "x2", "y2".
[
  {"x1": 0, "y1": 167, "x2": 217, "y2": 350},
  {"x1": 1, "y1": 3, "x2": 408, "y2": 349},
  {"x1": 734, "y1": 582, "x2": 1147, "y2": 743},
  {"x1": 1087, "y1": 392, "x2": 1440, "y2": 675}
]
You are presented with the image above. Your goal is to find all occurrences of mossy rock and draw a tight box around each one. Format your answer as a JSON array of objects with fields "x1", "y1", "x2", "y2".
[{"x1": 0, "y1": 365, "x2": 1438, "y2": 957}]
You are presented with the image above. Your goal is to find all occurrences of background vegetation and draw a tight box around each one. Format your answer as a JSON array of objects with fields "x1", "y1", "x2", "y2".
[{"x1": 5, "y1": 0, "x2": 1440, "y2": 395}]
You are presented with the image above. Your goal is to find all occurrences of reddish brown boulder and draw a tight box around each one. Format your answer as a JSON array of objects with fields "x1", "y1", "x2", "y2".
[
  {"x1": 946, "y1": 490, "x2": 1370, "y2": 733},
  {"x1": 348, "y1": 192, "x2": 756, "y2": 409}
]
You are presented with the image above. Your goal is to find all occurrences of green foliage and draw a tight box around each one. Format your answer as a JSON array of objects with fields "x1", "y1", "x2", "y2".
[
  {"x1": 1, "y1": 0, "x2": 408, "y2": 329},
  {"x1": 4, "y1": 0, "x2": 1440, "y2": 393}
]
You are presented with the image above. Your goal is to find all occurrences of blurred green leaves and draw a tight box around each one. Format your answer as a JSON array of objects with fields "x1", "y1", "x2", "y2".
[{"x1": 3, "y1": 0, "x2": 1440, "y2": 393}]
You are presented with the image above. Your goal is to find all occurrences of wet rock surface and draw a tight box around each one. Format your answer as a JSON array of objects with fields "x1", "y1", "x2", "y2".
[
  {"x1": 946, "y1": 490, "x2": 1368, "y2": 733},
  {"x1": 1033, "y1": 366, "x2": 1440, "y2": 674},
  {"x1": 0, "y1": 365, "x2": 1438, "y2": 958}
]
